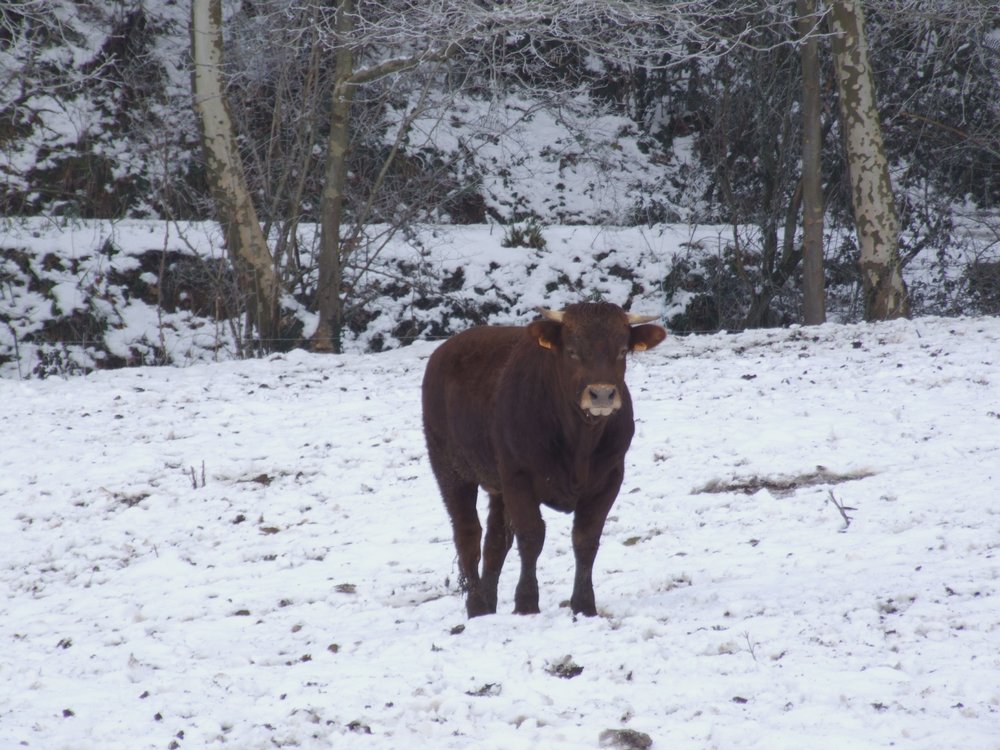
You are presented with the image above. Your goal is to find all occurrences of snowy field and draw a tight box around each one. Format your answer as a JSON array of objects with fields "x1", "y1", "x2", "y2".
[{"x1": 2, "y1": 314, "x2": 999, "y2": 749}]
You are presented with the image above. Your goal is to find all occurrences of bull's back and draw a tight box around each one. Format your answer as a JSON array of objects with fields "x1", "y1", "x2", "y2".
[{"x1": 422, "y1": 326, "x2": 524, "y2": 485}]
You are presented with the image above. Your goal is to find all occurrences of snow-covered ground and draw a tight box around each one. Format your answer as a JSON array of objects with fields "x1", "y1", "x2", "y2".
[{"x1": 2, "y1": 314, "x2": 999, "y2": 749}]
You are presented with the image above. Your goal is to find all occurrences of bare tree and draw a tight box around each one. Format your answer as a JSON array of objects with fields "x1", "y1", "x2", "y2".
[
  {"x1": 865, "y1": 0, "x2": 1000, "y2": 297},
  {"x1": 202, "y1": 0, "x2": 758, "y2": 352},
  {"x1": 313, "y1": 0, "x2": 358, "y2": 353},
  {"x1": 311, "y1": 0, "x2": 470, "y2": 352},
  {"x1": 307, "y1": 0, "x2": 720, "y2": 352},
  {"x1": 193, "y1": 0, "x2": 833, "y2": 351},
  {"x1": 829, "y1": 0, "x2": 909, "y2": 320},
  {"x1": 190, "y1": 0, "x2": 284, "y2": 346},
  {"x1": 687, "y1": 5, "x2": 809, "y2": 329},
  {"x1": 797, "y1": 0, "x2": 826, "y2": 324}
]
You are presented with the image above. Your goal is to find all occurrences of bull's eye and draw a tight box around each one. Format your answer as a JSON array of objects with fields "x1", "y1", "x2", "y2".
[
  {"x1": 618, "y1": 346, "x2": 628, "y2": 360},
  {"x1": 567, "y1": 347, "x2": 580, "y2": 360}
]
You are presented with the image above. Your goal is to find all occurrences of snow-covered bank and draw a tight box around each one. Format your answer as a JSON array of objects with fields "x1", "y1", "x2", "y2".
[
  {"x1": 5, "y1": 217, "x2": 998, "y2": 380},
  {"x1": 0, "y1": 219, "x2": 727, "y2": 377},
  {"x1": 2, "y1": 314, "x2": 998, "y2": 748}
]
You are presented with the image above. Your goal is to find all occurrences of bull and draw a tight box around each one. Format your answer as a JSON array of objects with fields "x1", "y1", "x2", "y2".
[{"x1": 421, "y1": 302, "x2": 666, "y2": 617}]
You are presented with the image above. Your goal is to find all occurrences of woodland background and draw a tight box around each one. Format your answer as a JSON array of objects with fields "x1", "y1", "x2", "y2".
[{"x1": 2, "y1": 0, "x2": 999, "y2": 374}]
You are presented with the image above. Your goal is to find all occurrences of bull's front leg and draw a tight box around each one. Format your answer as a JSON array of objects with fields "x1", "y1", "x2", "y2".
[
  {"x1": 502, "y1": 473, "x2": 545, "y2": 615},
  {"x1": 570, "y1": 469, "x2": 623, "y2": 616}
]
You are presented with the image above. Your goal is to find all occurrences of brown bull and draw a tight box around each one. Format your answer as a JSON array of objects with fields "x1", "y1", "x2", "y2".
[{"x1": 421, "y1": 302, "x2": 666, "y2": 617}]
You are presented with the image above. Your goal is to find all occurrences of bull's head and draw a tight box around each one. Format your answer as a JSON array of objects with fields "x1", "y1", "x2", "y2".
[{"x1": 527, "y1": 302, "x2": 666, "y2": 419}]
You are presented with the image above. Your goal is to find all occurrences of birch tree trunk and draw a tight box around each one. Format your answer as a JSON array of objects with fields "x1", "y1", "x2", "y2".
[
  {"x1": 797, "y1": 0, "x2": 826, "y2": 325},
  {"x1": 828, "y1": 0, "x2": 909, "y2": 320},
  {"x1": 191, "y1": 0, "x2": 282, "y2": 347}
]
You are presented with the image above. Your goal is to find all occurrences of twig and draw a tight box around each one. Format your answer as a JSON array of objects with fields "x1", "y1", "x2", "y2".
[{"x1": 827, "y1": 490, "x2": 855, "y2": 531}]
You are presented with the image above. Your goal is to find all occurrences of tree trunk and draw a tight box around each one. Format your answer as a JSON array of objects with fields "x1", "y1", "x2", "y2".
[
  {"x1": 190, "y1": 0, "x2": 282, "y2": 347},
  {"x1": 797, "y1": 0, "x2": 826, "y2": 325},
  {"x1": 828, "y1": 0, "x2": 909, "y2": 320},
  {"x1": 313, "y1": 0, "x2": 356, "y2": 353}
]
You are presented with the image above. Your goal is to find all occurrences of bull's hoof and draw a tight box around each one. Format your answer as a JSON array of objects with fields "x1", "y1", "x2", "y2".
[
  {"x1": 513, "y1": 582, "x2": 539, "y2": 614},
  {"x1": 466, "y1": 593, "x2": 494, "y2": 618},
  {"x1": 571, "y1": 595, "x2": 597, "y2": 617}
]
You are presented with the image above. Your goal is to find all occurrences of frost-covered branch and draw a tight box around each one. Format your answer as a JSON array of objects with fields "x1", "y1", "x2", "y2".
[{"x1": 252, "y1": 0, "x2": 813, "y2": 88}]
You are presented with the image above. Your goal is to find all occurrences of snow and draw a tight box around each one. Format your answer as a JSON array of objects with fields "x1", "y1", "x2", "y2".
[
  {"x1": 3, "y1": 218, "x2": 750, "y2": 374},
  {"x1": 2, "y1": 315, "x2": 999, "y2": 749},
  {"x1": 400, "y1": 92, "x2": 678, "y2": 224}
]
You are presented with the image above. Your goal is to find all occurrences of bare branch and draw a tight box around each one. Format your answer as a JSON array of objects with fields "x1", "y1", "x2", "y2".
[{"x1": 827, "y1": 490, "x2": 856, "y2": 532}]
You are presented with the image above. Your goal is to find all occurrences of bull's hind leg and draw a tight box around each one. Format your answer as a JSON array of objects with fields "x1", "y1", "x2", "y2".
[
  {"x1": 441, "y1": 480, "x2": 491, "y2": 617},
  {"x1": 480, "y1": 493, "x2": 514, "y2": 614}
]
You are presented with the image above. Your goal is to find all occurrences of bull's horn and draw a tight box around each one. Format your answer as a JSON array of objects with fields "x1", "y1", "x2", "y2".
[
  {"x1": 626, "y1": 313, "x2": 660, "y2": 325},
  {"x1": 537, "y1": 308, "x2": 565, "y2": 323}
]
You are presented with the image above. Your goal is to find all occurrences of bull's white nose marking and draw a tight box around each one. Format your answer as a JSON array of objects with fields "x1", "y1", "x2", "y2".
[{"x1": 587, "y1": 406, "x2": 616, "y2": 417}]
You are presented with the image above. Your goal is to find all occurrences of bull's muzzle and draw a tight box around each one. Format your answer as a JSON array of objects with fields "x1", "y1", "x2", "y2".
[{"x1": 580, "y1": 383, "x2": 621, "y2": 417}]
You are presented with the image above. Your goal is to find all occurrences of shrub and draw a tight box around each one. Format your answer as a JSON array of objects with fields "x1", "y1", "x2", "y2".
[{"x1": 501, "y1": 220, "x2": 547, "y2": 250}]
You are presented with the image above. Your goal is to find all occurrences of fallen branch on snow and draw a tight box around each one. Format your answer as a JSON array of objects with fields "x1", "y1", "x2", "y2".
[{"x1": 827, "y1": 490, "x2": 856, "y2": 531}]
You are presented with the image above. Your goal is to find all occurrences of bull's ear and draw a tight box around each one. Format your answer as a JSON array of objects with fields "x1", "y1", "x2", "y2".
[
  {"x1": 527, "y1": 320, "x2": 562, "y2": 351},
  {"x1": 629, "y1": 324, "x2": 667, "y2": 353}
]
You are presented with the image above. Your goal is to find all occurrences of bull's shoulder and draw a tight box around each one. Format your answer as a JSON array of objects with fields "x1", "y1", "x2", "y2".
[{"x1": 422, "y1": 326, "x2": 529, "y2": 409}]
